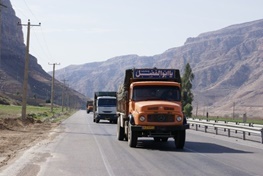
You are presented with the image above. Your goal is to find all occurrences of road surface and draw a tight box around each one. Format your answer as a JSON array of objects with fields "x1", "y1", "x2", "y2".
[{"x1": 1, "y1": 110, "x2": 262, "y2": 176}]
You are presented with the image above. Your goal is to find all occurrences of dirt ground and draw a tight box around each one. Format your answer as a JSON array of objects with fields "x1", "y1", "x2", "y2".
[{"x1": 0, "y1": 117, "x2": 59, "y2": 168}]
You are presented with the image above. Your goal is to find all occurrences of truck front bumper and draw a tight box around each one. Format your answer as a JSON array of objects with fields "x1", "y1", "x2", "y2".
[
  {"x1": 131, "y1": 124, "x2": 189, "y2": 137},
  {"x1": 95, "y1": 114, "x2": 117, "y2": 121}
]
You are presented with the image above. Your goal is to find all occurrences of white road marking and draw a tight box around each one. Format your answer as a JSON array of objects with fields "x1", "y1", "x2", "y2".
[{"x1": 88, "y1": 121, "x2": 115, "y2": 176}]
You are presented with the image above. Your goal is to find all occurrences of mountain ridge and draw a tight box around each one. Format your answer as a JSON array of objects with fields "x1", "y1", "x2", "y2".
[{"x1": 55, "y1": 19, "x2": 263, "y2": 118}]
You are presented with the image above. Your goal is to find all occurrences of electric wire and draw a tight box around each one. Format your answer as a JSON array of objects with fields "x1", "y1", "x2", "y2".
[{"x1": 16, "y1": 0, "x2": 55, "y2": 70}]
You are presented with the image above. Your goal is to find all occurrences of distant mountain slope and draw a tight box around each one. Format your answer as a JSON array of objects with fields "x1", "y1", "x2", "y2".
[
  {"x1": 180, "y1": 19, "x2": 263, "y2": 117},
  {"x1": 55, "y1": 19, "x2": 263, "y2": 118},
  {"x1": 0, "y1": 0, "x2": 86, "y2": 108}
]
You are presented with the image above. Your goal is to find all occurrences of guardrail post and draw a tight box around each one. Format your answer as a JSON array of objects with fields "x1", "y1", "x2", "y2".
[
  {"x1": 188, "y1": 119, "x2": 263, "y2": 144},
  {"x1": 214, "y1": 127, "x2": 218, "y2": 135}
]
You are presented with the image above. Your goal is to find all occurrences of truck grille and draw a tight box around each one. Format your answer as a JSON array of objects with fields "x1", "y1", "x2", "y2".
[
  {"x1": 164, "y1": 107, "x2": 174, "y2": 110},
  {"x1": 103, "y1": 111, "x2": 112, "y2": 113},
  {"x1": 148, "y1": 107, "x2": 159, "y2": 110},
  {"x1": 147, "y1": 114, "x2": 174, "y2": 122},
  {"x1": 147, "y1": 107, "x2": 175, "y2": 111}
]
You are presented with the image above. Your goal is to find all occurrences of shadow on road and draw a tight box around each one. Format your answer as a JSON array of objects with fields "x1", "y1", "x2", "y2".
[
  {"x1": 184, "y1": 141, "x2": 252, "y2": 154},
  {"x1": 134, "y1": 140, "x2": 252, "y2": 154}
]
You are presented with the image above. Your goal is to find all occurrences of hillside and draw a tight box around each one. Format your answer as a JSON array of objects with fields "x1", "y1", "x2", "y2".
[
  {"x1": 55, "y1": 19, "x2": 263, "y2": 118},
  {"x1": 0, "y1": 0, "x2": 86, "y2": 109}
]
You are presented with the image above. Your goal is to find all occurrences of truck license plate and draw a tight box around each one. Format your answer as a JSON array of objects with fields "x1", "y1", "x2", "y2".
[{"x1": 142, "y1": 126, "x2": 155, "y2": 130}]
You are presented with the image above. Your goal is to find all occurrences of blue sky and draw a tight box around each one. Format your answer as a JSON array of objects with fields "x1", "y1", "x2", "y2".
[{"x1": 10, "y1": 0, "x2": 263, "y2": 72}]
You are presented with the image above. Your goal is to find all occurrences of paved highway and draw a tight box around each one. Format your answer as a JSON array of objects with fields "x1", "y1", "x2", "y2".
[{"x1": 1, "y1": 110, "x2": 263, "y2": 176}]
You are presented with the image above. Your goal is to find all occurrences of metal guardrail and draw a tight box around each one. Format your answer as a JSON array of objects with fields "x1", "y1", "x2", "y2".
[{"x1": 187, "y1": 118, "x2": 263, "y2": 144}]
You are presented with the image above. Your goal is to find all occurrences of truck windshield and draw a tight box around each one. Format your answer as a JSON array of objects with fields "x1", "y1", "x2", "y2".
[
  {"x1": 133, "y1": 86, "x2": 181, "y2": 101},
  {"x1": 98, "y1": 99, "x2": 116, "y2": 106}
]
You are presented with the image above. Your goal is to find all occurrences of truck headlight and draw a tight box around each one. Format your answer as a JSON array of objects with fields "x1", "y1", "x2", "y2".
[
  {"x1": 139, "y1": 116, "x2": 146, "y2": 122},
  {"x1": 176, "y1": 116, "x2": 182, "y2": 122}
]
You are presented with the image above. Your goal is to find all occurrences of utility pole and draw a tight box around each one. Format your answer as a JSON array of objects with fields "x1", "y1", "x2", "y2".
[
  {"x1": 49, "y1": 63, "x2": 60, "y2": 113},
  {"x1": 18, "y1": 20, "x2": 41, "y2": 120},
  {"x1": 0, "y1": 1, "x2": 7, "y2": 68},
  {"x1": 232, "y1": 101, "x2": 235, "y2": 119},
  {"x1": 66, "y1": 84, "x2": 70, "y2": 111},
  {"x1": 195, "y1": 102, "x2": 198, "y2": 117},
  {"x1": 61, "y1": 79, "x2": 68, "y2": 112}
]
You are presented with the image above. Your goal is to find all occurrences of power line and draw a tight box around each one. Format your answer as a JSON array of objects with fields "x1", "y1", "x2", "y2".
[
  {"x1": 13, "y1": 1, "x2": 54, "y2": 70},
  {"x1": 22, "y1": 0, "x2": 39, "y2": 22},
  {"x1": 40, "y1": 26, "x2": 53, "y2": 59}
]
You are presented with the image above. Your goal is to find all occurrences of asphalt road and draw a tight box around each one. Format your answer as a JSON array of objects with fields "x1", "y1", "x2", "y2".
[{"x1": 1, "y1": 110, "x2": 263, "y2": 176}]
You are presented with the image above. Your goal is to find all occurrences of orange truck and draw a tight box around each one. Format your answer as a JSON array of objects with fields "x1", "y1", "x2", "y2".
[
  {"x1": 86, "y1": 100, "x2": 93, "y2": 113},
  {"x1": 117, "y1": 68, "x2": 189, "y2": 149}
]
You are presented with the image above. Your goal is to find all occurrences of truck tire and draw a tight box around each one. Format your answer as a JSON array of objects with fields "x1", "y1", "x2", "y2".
[
  {"x1": 128, "y1": 122, "x2": 137, "y2": 148},
  {"x1": 93, "y1": 114, "x2": 96, "y2": 122},
  {"x1": 95, "y1": 119, "x2": 100, "y2": 123},
  {"x1": 117, "y1": 118, "x2": 125, "y2": 140},
  {"x1": 174, "y1": 130, "x2": 186, "y2": 149}
]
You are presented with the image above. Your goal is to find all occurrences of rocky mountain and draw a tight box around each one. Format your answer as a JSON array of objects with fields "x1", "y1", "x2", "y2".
[
  {"x1": 0, "y1": 0, "x2": 86, "y2": 108},
  {"x1": 55, "y1": 19, "x2": 263, "y2": 118}
]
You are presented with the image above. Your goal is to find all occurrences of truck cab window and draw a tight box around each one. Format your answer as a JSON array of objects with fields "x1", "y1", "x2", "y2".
[
  {"x1": 133, "y1": 86, "x2": 180, "y2": 101},
  {"x1": 161, "y1": 88, "x2": 180, "y2": 101},
  {"x1": 98, "y1": 99, "x2": 116, "y2": 106}
]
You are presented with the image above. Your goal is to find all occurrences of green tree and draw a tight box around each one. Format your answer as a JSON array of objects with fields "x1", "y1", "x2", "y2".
[{"x1": 181, "y1": 63, "x2": 194, "y2": 117}]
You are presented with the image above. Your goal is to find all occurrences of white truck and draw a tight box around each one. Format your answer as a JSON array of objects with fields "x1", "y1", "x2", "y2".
[{"x1": 93, "y1": 91, "x2": 117, "y2": 123}]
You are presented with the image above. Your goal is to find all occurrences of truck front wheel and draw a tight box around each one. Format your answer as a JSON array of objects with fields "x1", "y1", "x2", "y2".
[
  {"x1": 117, "y1": 118, "x2": 125, "y2": 140},
  {"x1": 128, "y1": 123, "x2": 137, "y2": 148},
  {"x1": 174, "y1": 130, "x2": 186, "y2": 149}
]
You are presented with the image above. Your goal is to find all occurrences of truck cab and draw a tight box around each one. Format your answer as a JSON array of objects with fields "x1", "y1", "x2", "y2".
[
  {"x1": 129, "y1": 81, "x2": 183, "y2": 125},
  {"x1": 93, "y1": 92, "x2": 117, "y2": 123},
  {"x1": 86, "y1": 100, "x2": 93, "y2": 113}
]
